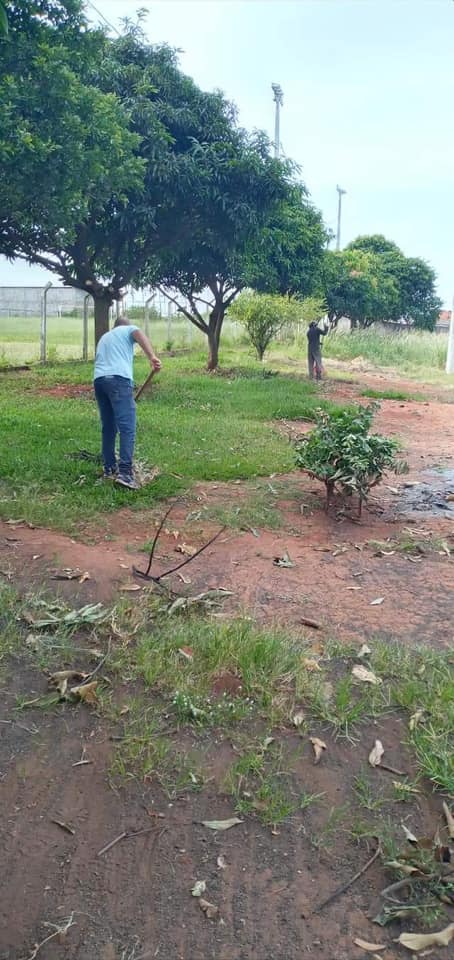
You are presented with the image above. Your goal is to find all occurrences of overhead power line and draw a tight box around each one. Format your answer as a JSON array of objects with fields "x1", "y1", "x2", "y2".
[{"x1": 85, "y1": 0, "x2": 121, "y2": 36}]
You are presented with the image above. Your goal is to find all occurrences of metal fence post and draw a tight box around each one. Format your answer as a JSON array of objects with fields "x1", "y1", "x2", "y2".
[
  {"x1": 83, "y1": 294, "x2": 90, "y2": 361},
  {"x1": 144, "y1": 293, "x2": 155, "y2": 337},
  {"x1": 167, "y1": 300, "x2": 173, "y2": 345},
  {"x1": 40, "y1": 282, "x2": 52, "y2": 363}
]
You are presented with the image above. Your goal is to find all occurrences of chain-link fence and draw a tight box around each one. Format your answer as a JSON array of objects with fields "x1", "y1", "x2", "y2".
[
  {"x1": 0, "y1": 285, "x2": 243, "y2": 365},
  {"x1": 0, "y1": 285, "x2": 94, "y2": 365}
]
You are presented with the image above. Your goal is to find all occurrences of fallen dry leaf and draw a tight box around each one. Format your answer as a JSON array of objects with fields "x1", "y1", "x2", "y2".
[
  {"x1": 402, "y1": 824, "x2": 418, "y2": 843},
  {"x1": 358, "y1": 643, "x2": 372, "y2": 657},
  {"x1": 120, "y1": 705, "x2": 130, "y2": 716},
  {"x1": 352, "y1": 664, "x2": 382, "y2": 685},
  {"x1": 176, "y1": 542, "x2": 197, "y2": 557},
  {"x1": 392, "y1": 779, "x2": 419, "y2": 795},
  {"x1": 25, "y1": 633, "x2": 40, "y2": 650},
  {"x1": 78, "y1": 572, "x2": 90, "y2": 584},
  {"x1": 443, "y1": 801, "x2": 454, "y2": 840},
  {"x1": 368, "y1": 739, "x2": 385, "y2": 768},
  {"x1": 51, "y1": 818, "x2": 75, "y2": 836},
  {"x1": 386, "y1": 860, "x2": 420, "y2": 876},
  {"x1": 70, "y1": 680, "x2": 98, "y2": 704},
  {"x1": 217, "y1": 855, "x2": 227, "y2": 870},
  {"x1": 273, "y1": 551, "x2": 294, "y2": 568},
  {"x1": 396, "y1": 923, "x2": 454, "y2": 951},
  {"x1": 119, "y1": 584, "x2": 142, "y2": 592},
  {"x1": 307, "y1": 638, "x2": 324, "y2": 657},
  {"x1": 310, "y1": 736, "x2": 327, "y2": 764},
  {"x1": 409, "y1": 708, "x2": 424, "y2": 731},
  {"x1": 201, "y1": 818, "x2": 243, "y2": 831},
  {"x1": 370, "y1": 597, "x2": 385, "y2": 606},
  {"x1": 191, "y1": 880, "x2": 206, "y2": 897},
  {"x1": 177, "y1": 572, "x2": 191, "y2": 584},
  {"x1": 178, "y1": 646, "x2": 194, "y2": 661},
  {"x1": 353, "y1": 938, "x2": 386, "y2": 953},
  {"x1": 292, "y1": 710, "x2": 305, "y2": 728},
  {"x1": 302, "y1": 658, "x2": 321, "y2": 672},
  {"x1": 198, "y1": 898, "x2": 219, "y2": 919},
  {"x1": 48, "y1": 669, "x2": 87, "y2": 697}
]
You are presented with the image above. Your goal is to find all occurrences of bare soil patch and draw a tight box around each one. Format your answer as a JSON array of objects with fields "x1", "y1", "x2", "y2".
[
  {"x1": 37, "y1": 383, "x2": 94, "y2": 400},
  {"x1": 1, "y1": 371, "x2": 453, "y2": 959}
]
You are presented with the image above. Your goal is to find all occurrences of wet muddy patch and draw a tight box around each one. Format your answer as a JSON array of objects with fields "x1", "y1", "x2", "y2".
[{"x1": 396, "y1": 468, "x2": 454, "y2": 519}]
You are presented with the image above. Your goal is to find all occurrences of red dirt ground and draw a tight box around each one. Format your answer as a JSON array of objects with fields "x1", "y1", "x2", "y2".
[{"x1": 1, "y1": 370, "x2": 453, "y2": 959}]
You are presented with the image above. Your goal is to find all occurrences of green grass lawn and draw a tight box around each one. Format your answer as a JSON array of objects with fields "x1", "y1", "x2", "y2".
[{"x1": 0, "y1": 350, "x2": 342, "y2": 533}]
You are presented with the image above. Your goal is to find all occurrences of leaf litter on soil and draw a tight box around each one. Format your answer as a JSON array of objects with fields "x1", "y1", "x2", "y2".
[
  {"x1": 201, "y1": 818, "x2": 243, "y2": 831},
  {"x1": 397, "y1": 923, "x2": 454, "y2": 951},
  {"x1": 310, "y1": 737, "x2": 327, "y2": 764},
  {"x1": 368, "y1": 739, "x2": 385, "y2": 767}
]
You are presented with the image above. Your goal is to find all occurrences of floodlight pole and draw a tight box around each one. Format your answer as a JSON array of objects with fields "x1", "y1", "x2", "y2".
[
  {"x1": 272, "y1": 83, "x2": 284, "y2": 159},
  {"x1": 336, "y1": 185, "x2": 347, "y2": 251},
  {"x1": 446, "y1": 296, "x2": 454, "y2": 374}
]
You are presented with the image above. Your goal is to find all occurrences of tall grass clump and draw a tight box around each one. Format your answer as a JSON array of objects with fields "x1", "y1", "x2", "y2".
[{"x1": 323, "y1": 329, "x2": 448, "y2": 371}]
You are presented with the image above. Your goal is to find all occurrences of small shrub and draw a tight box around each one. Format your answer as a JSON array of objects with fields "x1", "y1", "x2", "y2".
[
  {"x1": 294, "y1": 403, "x2": 408, "y2": 513},
  {"x1": 229, "y1": 291, "x2": 302, "y2": 361}
]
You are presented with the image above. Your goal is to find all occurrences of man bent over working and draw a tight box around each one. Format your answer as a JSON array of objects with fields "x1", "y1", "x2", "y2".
[{"x1": 94, "y1": 316, "x2": 161, "y2": 490}]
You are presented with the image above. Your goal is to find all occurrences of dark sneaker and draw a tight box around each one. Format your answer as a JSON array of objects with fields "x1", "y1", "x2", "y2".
[
  {"x1": 103, "y1": 467, "x2": 118, "y2": 480},
  {"x1": 116, "y1": 473, "x2": 140, "y2": 490}
]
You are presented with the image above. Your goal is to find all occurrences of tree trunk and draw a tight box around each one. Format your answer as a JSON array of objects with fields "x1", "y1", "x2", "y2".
[
  {"x1": 207, "y1": 308, "x2": 224, "y2": 371},
  {"x1": 207, "y1": 327, "x2": 220, "y2": 371},
  {"x1": 94, "y1": 296, "x2": 112, "y2": 345}
]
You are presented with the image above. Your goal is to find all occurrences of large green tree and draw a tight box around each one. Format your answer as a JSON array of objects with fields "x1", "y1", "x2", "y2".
[
  {"x1": 323, "y1": 235, "x2": 441, "y2": 330},
  {"x1": 151, "y1": 176, "x2": 326, "y2": 369},
  {"x1": 0, "y1": 1, "x2": 147, "y2": 339},
  {"x1": 1, "y1": 6, "x2": 241, "y2": 342},
  {"x1": 323, "y1": 248, "x2": 399, "y2": 328},
  {"x1": 347, "y1": 235, "x2": 441, "y2": 330}
]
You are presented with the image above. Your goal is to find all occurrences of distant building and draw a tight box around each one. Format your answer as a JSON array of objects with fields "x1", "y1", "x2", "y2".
[{"x1": 436, "y1": 310, "x2": 451, "y2": 333}]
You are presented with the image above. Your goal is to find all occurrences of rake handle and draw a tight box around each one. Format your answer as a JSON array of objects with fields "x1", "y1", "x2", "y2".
[{"x1": 135, "y1": 369, "x2": 155, "y2": 402}]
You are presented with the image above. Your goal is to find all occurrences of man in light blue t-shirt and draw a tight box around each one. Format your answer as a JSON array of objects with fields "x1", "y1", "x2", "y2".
[{"x1": 94, "y1": 316, "x2": 161, "y2": 489}]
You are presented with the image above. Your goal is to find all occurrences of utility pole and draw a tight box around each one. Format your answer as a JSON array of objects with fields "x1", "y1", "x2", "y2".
[
  {"x1": 271, "y1": 83, "x2": 284, "y2": 159},
  {"x1": 446, "y1": 297, "x2": 454, "y2": 374},
  {"x1": 336, "y1": 184, "x2": 347, "y2": 250}
]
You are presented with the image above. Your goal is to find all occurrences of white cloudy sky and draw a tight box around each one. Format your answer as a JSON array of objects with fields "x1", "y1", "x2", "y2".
[{"x1": 3, "y1": 0, "x2": 453, "y2": 306}]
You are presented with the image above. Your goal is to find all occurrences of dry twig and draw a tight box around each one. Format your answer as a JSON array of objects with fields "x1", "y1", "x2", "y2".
[
  {"x1": 314, "y1": 842, "x2": 381, "y2": 913},
  {"x1": 97, "y1": 825, "x2": 157, "y2": 857},
  {"x1": 21, "y1": 913, "x2": 75, "y2": 960}
]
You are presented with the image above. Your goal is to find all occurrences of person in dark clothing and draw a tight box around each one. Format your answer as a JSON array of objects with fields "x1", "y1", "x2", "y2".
[{"x1": 307, "y1": 320, "x2": 328, "y2": 380}]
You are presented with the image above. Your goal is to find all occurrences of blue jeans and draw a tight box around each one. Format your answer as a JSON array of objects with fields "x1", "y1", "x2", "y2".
[{"x1": 94, "y1": 376, "x2": 136, "y2": 475}]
